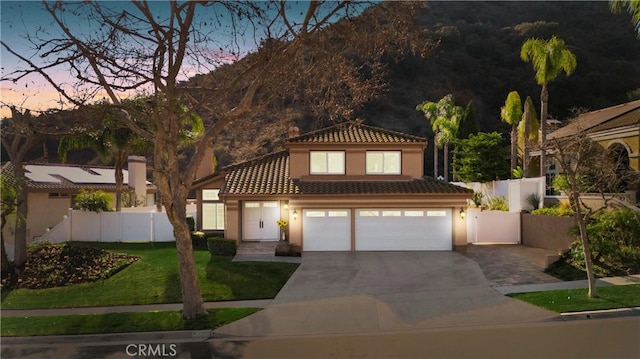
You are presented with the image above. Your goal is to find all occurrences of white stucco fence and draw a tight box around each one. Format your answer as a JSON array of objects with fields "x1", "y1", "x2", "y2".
[
  {"x1": 452, "y1": 177, "x2": 545, "y2": 212},
  {"x1": 39, "y1": 207, "x2": 197, "y2": 244}
]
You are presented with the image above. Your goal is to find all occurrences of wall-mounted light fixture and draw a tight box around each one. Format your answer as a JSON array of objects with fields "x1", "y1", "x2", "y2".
[
  {"x1": 459, "y1": 208, "x2": 466, "y2": 219},
  {"x1": 292, "y1": 210, "x2": 298, "y2": 221},
  {"x1": 283, "y1": 202, "x2": 289, "y2": 210}
]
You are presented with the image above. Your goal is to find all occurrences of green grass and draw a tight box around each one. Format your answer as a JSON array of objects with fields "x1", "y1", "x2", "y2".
[
  {"x1": 1, "y1": 242, "x2": 299, "y2": 309},
  {"x1": 510, "y1": 284, "x2": 640, "y2": 313},
  {"x1": 0, "y1": 308, "x2": 260, "y2": 336}
]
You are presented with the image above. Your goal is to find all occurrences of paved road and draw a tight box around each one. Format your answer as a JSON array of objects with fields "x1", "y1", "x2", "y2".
[{"x1": 3, "y1": 317, "x2": 638, "y2": 359}]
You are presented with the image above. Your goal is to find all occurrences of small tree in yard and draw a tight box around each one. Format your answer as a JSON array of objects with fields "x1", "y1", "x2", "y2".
[
  {"x1": 1, "y1": 2, "x2": 430, "y2": 318},
  {"x1": 453, "y1": 132, "x2": 510, "y2": 183},
  {"x1": 549, "y1": 131, "x2": 639, "y2": 298}
]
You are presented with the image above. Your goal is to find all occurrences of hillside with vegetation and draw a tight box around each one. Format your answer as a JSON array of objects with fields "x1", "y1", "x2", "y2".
[
  {"x1": 361, "y1": 1, "x2": 640, "y2": 138},
  {"x1": 7, "y1": 1, "x2": 639, "y2": 175}
]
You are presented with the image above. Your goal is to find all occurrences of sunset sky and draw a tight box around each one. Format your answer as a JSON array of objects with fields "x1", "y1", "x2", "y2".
[{"x1": 0, "y1": 1, "x2": 322, "y2": 119}]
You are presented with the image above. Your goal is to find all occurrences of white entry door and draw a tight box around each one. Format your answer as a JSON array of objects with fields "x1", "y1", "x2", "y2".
[
  {"x1": 355, "y1": 209, "x2": 452, "y2": 251},
  {"x1": 243, "y1": 201, "x2": 280, "y2": 241}
]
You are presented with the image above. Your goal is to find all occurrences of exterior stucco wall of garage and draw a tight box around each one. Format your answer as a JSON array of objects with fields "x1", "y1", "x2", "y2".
[{"x1": 219, "y1": 194, "x2": 469, "y2": 251}]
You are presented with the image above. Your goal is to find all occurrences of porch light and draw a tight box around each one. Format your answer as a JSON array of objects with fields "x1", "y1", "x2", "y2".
[
  {"x1": 283, "y1": 202, "x2": 289, "y2": 210},
  {"x1": 292, "y1": 210, "x2": 298, "y2": 220},
  {"x1": 459, "y1": 208, "x2": 466, "y2": 219}
]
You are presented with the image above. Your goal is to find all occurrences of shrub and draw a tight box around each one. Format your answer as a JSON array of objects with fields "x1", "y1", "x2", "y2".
[
  {"x1": 471, "y1": 192, "x2": 484, "y2": 207},
  {"x1": 567, "y1": 208, "x2": 640, "y2": 277},
  {"x1": 487, "y1": 196, "x2": 508, "y2": 211},
  {"x1": 191, "y1": 231, "x2": 208, "y2": 250},
  {"x1": 186, "y1": 216, "x2": 195, "y2": 232},
  {"x1": 525, "y1": 193, "x2": 540, "y2": 210},
  {"x1": 208, "y1": 238, "x2": 237, "y2": 256},
  {"x1": 74, "y1": 189, "x2": 112, "y2": 212},
  {"x1": 531, "y1": 204, "x2": 573, "y2": 217}
]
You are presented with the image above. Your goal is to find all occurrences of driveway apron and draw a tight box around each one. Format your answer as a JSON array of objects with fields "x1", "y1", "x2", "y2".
[{"x1": 215, "y1": 252, "x2": 558, "y2": 337}]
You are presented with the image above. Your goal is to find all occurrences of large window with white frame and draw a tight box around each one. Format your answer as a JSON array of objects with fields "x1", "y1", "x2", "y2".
[
  {"x1": 366, "y1": 151, "x2": 401, "y2": 174},
  {"x1": 310, "y1": 151, "x2": 345, "y2": 174},
  {"x1": 202, "y1": 189, "x2": 225, "y2": 230}
]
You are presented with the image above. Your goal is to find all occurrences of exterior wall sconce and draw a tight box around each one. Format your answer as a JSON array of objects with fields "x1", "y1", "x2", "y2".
[
  {"x1": 459, "y1": 208, "x2": 466, "y2": 219},
  {"x1": 292, "y1": 210, "x2": 298, "y2": 220},
  {"x1": 283, "y1": 202, "x2": 289, "y2": 210}
]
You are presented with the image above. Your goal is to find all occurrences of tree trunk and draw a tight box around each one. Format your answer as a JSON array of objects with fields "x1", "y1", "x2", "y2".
[
  {"x1": 539, "y1": 84, "x2": 549, "y2": 181},
  {"x1": 523, "y1": 101, "x2": 530, "y2": 177},
  {"x1": 443, "y1": 143, "x2": 449, "y2": 182},
  {"x1": 572, "y1": 191, "x2": 598, "y2": 298},
  {"x1": 511, "y1": 124, "x2": 517, "y2": 177},
  {"x1": 1, "y1": 234, "x2": 10, "y2": 273},
  {"x1": 12, "y1": 168, "x2": 28, "y2": 267},
  {"x1": 433, "y1": 137, "x2": 439, "y2": 179}
]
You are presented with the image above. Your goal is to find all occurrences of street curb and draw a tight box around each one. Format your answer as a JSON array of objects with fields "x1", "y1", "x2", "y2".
[
  {"x1": 1, "y1": 330, "x2": 215, "y2": 345},
  {"x1": 561, "y1": 307, "x2": 640, "y2": 320}
]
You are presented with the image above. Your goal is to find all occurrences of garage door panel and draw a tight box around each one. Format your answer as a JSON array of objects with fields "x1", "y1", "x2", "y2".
[
  {"x1": 355, "y1": 209, "x2": 451, "y2": 251},
  {"x1": 303, "y1": 210, "x2": 351, "y2": 251}
]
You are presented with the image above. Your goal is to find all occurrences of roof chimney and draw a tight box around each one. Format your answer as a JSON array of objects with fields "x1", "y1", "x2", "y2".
[
  {"x1": 127, "y1": 155, "x2": 147, "y2": 206},
  {"x1": 287, "y1": 126, "x2": 300, "y2": 138}
]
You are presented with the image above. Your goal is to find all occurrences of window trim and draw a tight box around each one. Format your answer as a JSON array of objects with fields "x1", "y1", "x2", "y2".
[
  {"x1": 309, "y1": 151, "x2": 345, "y2": 175},
  {"x1": 366, "y1": 151, "x2": 401, "y2": 175}
]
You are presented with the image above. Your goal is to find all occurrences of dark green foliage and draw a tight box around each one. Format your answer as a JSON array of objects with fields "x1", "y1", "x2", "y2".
[
  {"x1": 547, "y1": 209, "x2": 640, "y2": 280},
  {"x1": 453, "y1": 132, "x2": 509, "y2": 183},
  {"x1": 568, "y1": 209, "x2": 640, "y2": 276},
  {"x1": 74, "y1": 189, "x2": 112, "y2": 212},
  {"x1": 208, "y1": 238, "x2": 237, "y2": 256},
  {"x1": 531, "y1": 205, "x2": 574, "y2": 217},
  {"x1": 186, "y1": 216, "x2": 195, "y2": 231},
  {"x1": 1, "y1": 242, "x2": 138, "y2": 291},
  {"x1": 190, "y1": 231, "x2": 207, "y2": 250}
]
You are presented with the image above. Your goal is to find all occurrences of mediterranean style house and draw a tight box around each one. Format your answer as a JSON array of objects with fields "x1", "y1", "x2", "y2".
[
  {"x1": 1, "y1": 156, "x2": 155, "y2": 246},
  {"x1": 545, "y1": 99, "x2": 640, "y2": 202},
  {"x1": 193, "y1": 124, "x2": 472, "y2": 252}
]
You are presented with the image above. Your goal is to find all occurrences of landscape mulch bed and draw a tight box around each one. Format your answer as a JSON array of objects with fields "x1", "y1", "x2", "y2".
[{"x1": 1, "y1": 243, "x2": 138, "y2": 291}]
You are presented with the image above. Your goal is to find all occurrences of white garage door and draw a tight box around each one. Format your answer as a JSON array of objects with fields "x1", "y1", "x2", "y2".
[
  {"x1": 355, "y1": 209, "x2": 452, "y2": 251},
  {"x1": 303, "y1": 209, "x2": 351, "y2": 251}
]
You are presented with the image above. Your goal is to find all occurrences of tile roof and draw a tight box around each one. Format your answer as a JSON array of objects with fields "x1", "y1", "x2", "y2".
[
  {"x1": 287, "y1": 123, "x2": 426, "y2": 144},
  {"x1": 548, "y1": 100, "x2": 640, "y2": 140},
  {"x1": 220, "y1": 151, "x2": 471, "y2": 196}
]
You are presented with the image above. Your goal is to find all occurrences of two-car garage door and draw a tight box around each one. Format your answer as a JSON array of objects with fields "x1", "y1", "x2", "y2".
[{"x1": 303, "y1": 208, "x2": 452, "y2": 251}]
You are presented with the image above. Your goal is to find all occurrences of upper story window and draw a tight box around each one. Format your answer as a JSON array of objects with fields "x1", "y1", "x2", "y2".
[
  {"x1": 366, "y1": 151, "x2": 401, "y2": 174},
  {"x1": 310, "y1": 151, "x2": 345, "y2": 174}
]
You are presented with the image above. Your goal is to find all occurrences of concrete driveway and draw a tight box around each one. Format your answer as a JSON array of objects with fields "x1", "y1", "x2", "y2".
[{"x1": 215, "y1": 252, "x2": 558, "y2": 337}]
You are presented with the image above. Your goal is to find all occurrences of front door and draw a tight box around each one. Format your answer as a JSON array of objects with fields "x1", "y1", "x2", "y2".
[{"x1": 243, "y1": 201, "x2": 280, "y2": 241}]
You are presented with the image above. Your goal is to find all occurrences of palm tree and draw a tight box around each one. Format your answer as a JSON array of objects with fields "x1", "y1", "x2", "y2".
[
  {"x1": 416, "y1": 94, "x2": 464, "y2": 181},
  {"x1": 59, "y1": 122, "x2": 151, "y2": 212},
  {"x1": 500, "y1": 91, "x2": 523, "y2": 177},
  {"x1": 518, "y1": 96, "x2": 539, "y2": 177},
  {"x1": 520, "y1": 36, "x2": 577, "y2": 180}
]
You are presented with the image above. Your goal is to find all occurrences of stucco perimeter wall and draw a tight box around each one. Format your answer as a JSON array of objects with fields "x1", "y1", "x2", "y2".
[{"x1": 521, "y1": 214, "x2": 575, "y2": 251}]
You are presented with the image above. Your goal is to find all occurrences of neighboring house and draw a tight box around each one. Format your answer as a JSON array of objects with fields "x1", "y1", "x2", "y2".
[
  {"x1": 193, "y1": 124, "x2": 472, "y2": 252},
  {"x1": 1, "y1": 155, "x2": 155, "y2": 247},
  {"x1": 545, "y1": 100, "x2": 640, "y2": 202}
]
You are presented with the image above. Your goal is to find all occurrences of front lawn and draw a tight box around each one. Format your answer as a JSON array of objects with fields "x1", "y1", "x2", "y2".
[
  {"x1": 0, "y1": 308, "x2": 259, "y2": 336},
  {"x1": 509, "y1": 284, "x2": 640, "y2": 313},
  {"x1": 1, "y1": 242, "x2": 299, "y2": 309}
]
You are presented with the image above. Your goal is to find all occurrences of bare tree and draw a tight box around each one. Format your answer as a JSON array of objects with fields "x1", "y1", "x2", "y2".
[
  {"x1": 1, "y1": 1, "x2": 430, "y2": 318},
  {"x1": 1, "y1": 107, "x2": 93, "y2": 267},
  {"x1": 549, "y1": 130, "x2": 639, "y2": 298}
]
